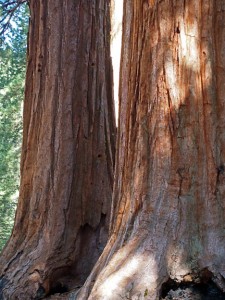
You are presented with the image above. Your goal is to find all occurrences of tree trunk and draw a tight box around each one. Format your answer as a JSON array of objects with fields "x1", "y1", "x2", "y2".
[
  {"x1": 77, "y1": 1, "x2": 225, "y2": 299},
  {"x1": 0, "y1": 0, "x2": 116, "y2": 299}
]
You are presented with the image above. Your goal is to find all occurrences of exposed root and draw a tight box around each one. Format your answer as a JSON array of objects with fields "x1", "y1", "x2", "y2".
[{"x1": 160, "y1": 269, "x2": 225, "y2": 300}]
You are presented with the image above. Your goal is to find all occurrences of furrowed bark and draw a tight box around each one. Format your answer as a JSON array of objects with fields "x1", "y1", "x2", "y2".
[
  {"x1": 0, "y1": 1, "x2": 116, "y2": 299},
  {"x1": 77, "y1": 1, "x2": 225, "y2": 299}
]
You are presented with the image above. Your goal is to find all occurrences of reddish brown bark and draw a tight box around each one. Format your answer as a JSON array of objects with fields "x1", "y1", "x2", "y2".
[
  {"x1": 0, "y1": 0, "x2": 115, "y2": 299},
  {"x1": 77, "y1": 1, "x2": 225, "y2": 299}
]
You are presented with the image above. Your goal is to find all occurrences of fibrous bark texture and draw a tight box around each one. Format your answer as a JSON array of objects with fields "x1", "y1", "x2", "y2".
[
  {"x1": 77, "y1": 0, "x2": 225, "y2": 299},
  {"x1": 0, "y1": 0, "x2": 115, "y2": 299}
]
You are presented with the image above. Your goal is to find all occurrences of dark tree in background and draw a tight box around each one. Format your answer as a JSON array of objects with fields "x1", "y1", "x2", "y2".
[
  {"x1": 0, "y1": 0, "x2": 116, "y2": 299},
  {"x1": 0, "y1": 1, "x2": 28, "y2": 252}
]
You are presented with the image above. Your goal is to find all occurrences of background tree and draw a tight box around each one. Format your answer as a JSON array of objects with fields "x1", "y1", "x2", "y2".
[
  {"x1": 78, "y1": 1, "x2": 225, "y2": 299},
  {"x1": 0, "y1": 0, "x2": 116, "y2": 299},
  {"x1": 0, "y1": 2, "x2": 28, "y2": 251}
]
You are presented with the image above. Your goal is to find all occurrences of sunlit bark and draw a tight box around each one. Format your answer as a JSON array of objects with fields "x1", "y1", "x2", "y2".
[
  {"x1": 78, "y1": 1, "x2": 225, "y2": 299},
  {"x1": 0, "y1": 1, "x2": 115, "y2": 299}
]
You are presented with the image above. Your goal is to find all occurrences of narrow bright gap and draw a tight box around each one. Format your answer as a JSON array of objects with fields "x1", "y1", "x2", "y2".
[{"x1": 110, "y1": 0, "x2": 123, "y2": 125}]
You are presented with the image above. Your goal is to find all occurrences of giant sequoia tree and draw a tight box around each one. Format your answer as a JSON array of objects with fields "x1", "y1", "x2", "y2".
[
  {"x1": 1, "y1": 0, "x2": 225, "y2": 300},
  {"x1": 77, "y1": 0, "x2": 225, "y2": 299},
  {"x1": 0, "y1": 0, "x2": 116, "y2": 299}
]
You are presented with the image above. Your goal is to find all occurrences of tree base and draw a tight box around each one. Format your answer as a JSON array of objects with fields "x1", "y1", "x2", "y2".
[{"x1": 161, "y1": 277, "x2": 225, "y2": 300}]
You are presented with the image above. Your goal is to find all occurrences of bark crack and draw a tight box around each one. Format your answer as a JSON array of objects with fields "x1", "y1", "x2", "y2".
[{"x1": 177, "y1": 167, "x2": 185, "y2": 199}]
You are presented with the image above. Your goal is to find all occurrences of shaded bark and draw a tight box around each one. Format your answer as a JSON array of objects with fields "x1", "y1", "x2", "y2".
[
  {"x1": 0, "y1": 0, "x2": 116, "y2": 299},
  {"x1": 77, "y1": 0, "x2": 225, "y2": 299}
]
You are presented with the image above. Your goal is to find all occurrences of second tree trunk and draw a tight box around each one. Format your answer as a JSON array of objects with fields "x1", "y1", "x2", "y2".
[{"x1": 0, "y1": 1, "x2": 116, "y2": 299}]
